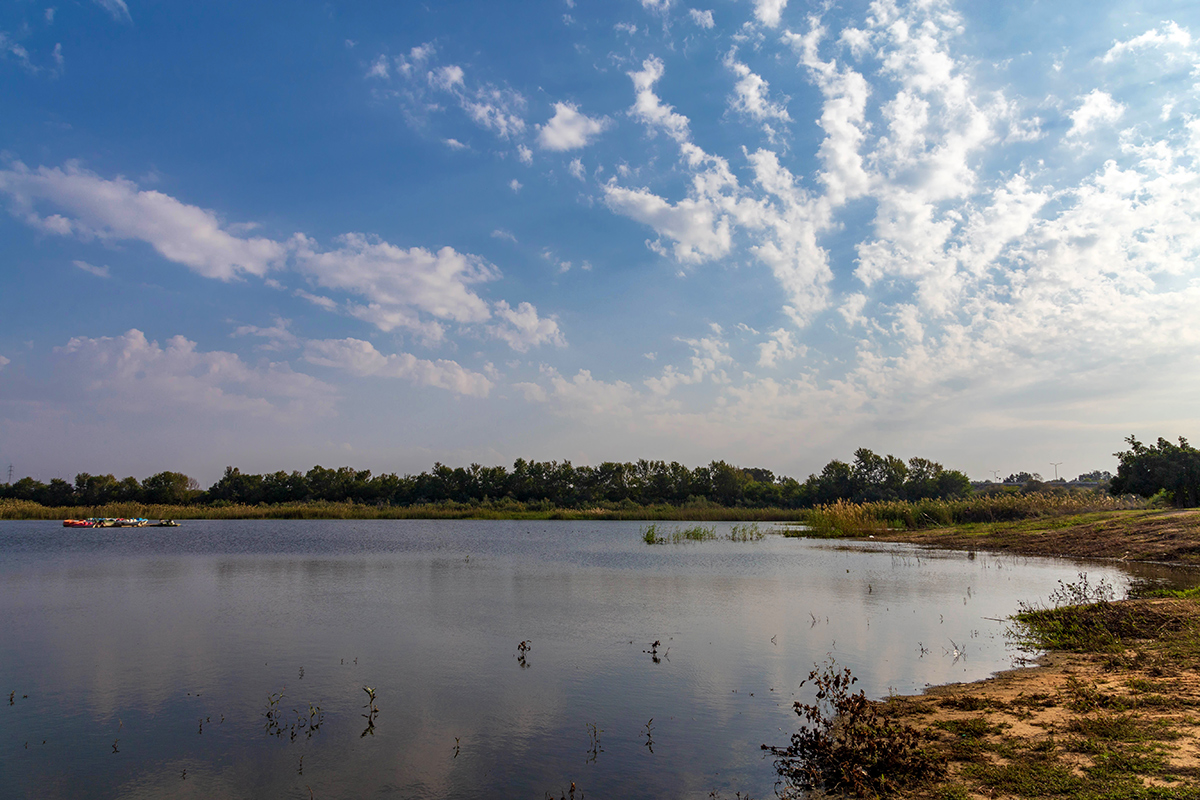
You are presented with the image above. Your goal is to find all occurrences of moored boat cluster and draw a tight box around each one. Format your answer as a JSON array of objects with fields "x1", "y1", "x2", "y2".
[{"x1": 62, "y1": 518, "x2": 180, "y2": 528}]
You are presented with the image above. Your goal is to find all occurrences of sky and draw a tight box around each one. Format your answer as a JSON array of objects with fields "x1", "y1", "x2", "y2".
[{"x1": 1, "y1": 0, "x2": 1198, "y2": 486}]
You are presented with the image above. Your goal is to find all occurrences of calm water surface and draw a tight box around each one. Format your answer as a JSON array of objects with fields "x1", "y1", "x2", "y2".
[{"x1": 1, "y1": 519, "x2": 1189, "y2": 799}]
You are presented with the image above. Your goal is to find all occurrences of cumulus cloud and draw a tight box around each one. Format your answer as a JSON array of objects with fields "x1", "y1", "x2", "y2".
[
  {"x1": 1101, "y1": 21, "x2": 1193, "y2": 62},
  {"x1": 752, "y1": 0, "x2": 788, "y2": 28},
  {"x1": 627, "y1": 57, "x2": 692, "y2": 144},
  {"x1": 537, "y1": 102, "x2": 612, "y2": 150},
  {"x1": 1067, "y1": 89, "x2": 1125, "y2": 138},
  {"x1": 725, "y1": 50, "x2": 791, "y2": 123},
  {"x1": 488, "y1": 300, "x2": 567, "y2": 352},
  {"x1": 303, "y1": 338, "x2": 493, "y2": 397},
  {"x1": 292, "y1": 234, "x2": 497, "y2": 341},
  {"x1": 645, "y1": 329, "x2": 732, "y2": 395},
  {"x1": 689, "y1": 9, "x2": 714, "y2": 29},
  {"x1": 602, "y1": 180, "x2": 732, "y2": 263},
  {"x1": 757, "y1": 328, "x2": 803, "y2": 368},
  {"x1": 55, "y1": 329, "x2": 336, "y2": 418},
  {"x1": 0, "y1": 162, "x2": 287, "y2": 280}
]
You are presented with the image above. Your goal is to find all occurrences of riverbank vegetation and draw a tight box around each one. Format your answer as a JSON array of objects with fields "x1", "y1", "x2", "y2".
[{"x1": 0, "y1": 448, "x2": 973, "y2": 512}]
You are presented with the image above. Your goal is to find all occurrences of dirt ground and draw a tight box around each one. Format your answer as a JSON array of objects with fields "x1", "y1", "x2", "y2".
[{"x1": 876, "y1": 509, "x2": 1200, "y2": 566}]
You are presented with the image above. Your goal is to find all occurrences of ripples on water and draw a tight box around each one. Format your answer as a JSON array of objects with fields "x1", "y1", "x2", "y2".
[{"x1": 0, "y1": 519, "x2": 1184, "y2": 799}]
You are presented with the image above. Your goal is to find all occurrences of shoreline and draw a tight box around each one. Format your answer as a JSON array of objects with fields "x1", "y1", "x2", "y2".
[{"x1": 872, "y1": 511, "x2": 1200, "y2": 799}]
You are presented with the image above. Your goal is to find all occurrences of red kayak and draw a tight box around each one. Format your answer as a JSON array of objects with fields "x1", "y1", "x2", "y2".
[{"x1": 62, "y1": 519, "x2": 96, "y2": 528}]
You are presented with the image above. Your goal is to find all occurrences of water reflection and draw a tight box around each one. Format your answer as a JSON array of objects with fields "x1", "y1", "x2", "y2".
[{"x1": 0, "y1": 519, "x2": 1193, "y2": 799}]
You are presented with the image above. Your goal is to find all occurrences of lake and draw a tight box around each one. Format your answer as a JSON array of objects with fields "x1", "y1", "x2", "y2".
[{"x1": 0, "y1": 519, "x2": 1188, "y2": 799}]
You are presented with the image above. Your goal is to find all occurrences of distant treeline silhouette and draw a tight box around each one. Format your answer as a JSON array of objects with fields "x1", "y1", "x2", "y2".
[{"x1": 0, "y1": 449, "x2": 973, "y2": 509}]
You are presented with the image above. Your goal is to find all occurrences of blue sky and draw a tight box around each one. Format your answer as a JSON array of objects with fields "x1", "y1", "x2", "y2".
[{"x1": 1, "y1": 0, "x2": 1198, "y2": 485}]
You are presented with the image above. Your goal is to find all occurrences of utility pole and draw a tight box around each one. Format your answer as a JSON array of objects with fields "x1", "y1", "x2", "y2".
[
  {"x1": 1050, "y1": 462, "x2": 1063, "y2": 481},
  {"x1": 989, "y1": 470, "x2": 1001, "y2": 482},
  {"x1": 6, "y1": 464, "x2": 11, "y2": 485}
]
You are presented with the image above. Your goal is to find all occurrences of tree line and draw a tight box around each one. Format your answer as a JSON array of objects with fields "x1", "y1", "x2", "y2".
[{"x1": 0, "y1": 448, "x2": 972, "y2": 509}]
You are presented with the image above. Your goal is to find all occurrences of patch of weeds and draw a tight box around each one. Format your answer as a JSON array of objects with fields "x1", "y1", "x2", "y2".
[
  {"x1": 727, "y1": 522, "x2": 764, "y2": 542},
  {"x1": 934, "y1": 716, "x2": 1008, "y2": 738},
  {"x1": 1068, "y1": 713, "x2": 1175, "y2": 743},
  {"x1": 1086, "y1": 748, "x2": 1168, "y2": 777},
  {"x1": 762, "y1": 659, "x2": 943, "y2": 797},
  {"x1": 932, "y1": 784, "x2": 972, "y2": 800},
  {"x1": 1048, "y1": 572, "x2": 1116, "y2": 606},
  {"x1": 938, "y1": 694, "x2": 1004, "y2": 712},
  {"x1": 673, "y1": 525, "x2": 717, "y2": 542},
  {"x1": 642, "y1": 523, "x2": 719, "y2": 544},
  {"x1": 1063, "y1": 678, "x2": 1131, "y2": 713},
  {"x1": 1011, "y1": 692, "x2": 1058, "y2": 709},
  {"x1": 933, "y1": 716, "x2": 1007, "y2": 762},
  {"x1": 642, "y1": 524, "x2": 665, "y2": 545},
  {"x1": 1126, "y1": 678, "x2": 1169, "y2": 694},
  {"x1": 963, "y1": 759, "x2": 1084, "y2": 797}
]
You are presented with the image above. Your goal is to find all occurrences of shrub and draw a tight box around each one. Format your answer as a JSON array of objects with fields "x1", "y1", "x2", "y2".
[{"x1": 762, "y1": 660, "x2": 942, "y2": 797}]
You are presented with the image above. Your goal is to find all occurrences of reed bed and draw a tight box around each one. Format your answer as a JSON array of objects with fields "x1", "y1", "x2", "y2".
[
  {"x1": 800, "y1": 492, "x2": 1144, "y2": 537},
  {"x1": 0, "y1": 497, "x2": 807, "y2": 522}
]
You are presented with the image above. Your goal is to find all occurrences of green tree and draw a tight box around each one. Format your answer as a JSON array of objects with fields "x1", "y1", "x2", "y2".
[
  {"x1": 1110, "y1": 435, "x2": 1200, "y2": 507},
  {"x1": 142, "y1": 471, "x2": 200, "y2": 504}
]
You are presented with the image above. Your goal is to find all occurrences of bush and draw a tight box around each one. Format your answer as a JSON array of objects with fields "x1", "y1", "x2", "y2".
[{"x1": 762, "y1": 660, "x2": 942, "y2": 797}]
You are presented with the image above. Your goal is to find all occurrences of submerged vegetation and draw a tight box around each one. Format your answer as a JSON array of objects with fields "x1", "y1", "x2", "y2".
[{"x1": 640, "y1": 522, "x2": 766, "y2": 544}]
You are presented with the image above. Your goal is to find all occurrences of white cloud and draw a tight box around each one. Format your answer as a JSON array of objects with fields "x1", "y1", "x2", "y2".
[
  {"x1": 92, "y1": 0, "x2": 130, "y2": 23},
  {"x1": 627, "y1": 57, "x2": 692, "y2": 144},
  {"x1": 45, "y1": 8, "x2": 56, "y2": 23},
  {"x1": 602, "y1": 180, "x2": 732, "y2": 264},
  {"x1": 56, "y1": 329, "x2": 335, "y2": 418},
  {"x1": 291, "y1": 234, "x2": 497, "y2": 340},
  {"x1": 444, "y1": 138, "x2": 468, "y2": 150},
  {"x1": 517, "y1": 144, "x2": 533, "y2": 164},
  {"x1": 615, "y1": 22, "x2": 638, "y2": 35},
  {"x1": 488, "y1": 300, "x2": 567, "y2": 352},
  {"x1": 537, "y1": 102, "x2": 612, "y2": 151},
  {"x1": 72, "y1": 260, "x2": 110, "y2": 278},
  {"x1": 538, "y1": 368, "x2": 639, "y2": 418},
  {"x1": 757, "y1": 328, "x2": 803, "y2": 368},
  {"x1": 303, "y1": 338, "x2": 493, "y2": 397},
  {"x1": 429, "y1": 64, "x2": 465, "y2": 91},
  {"x1": 231, "y1": 317, "x2": 300, "y2": 351},
  {"x1": 640, "y1": 0, "x2": 673, "y2": 12},
  {"x1": 689, "y1": 9, "x2": 714, "y2": 29},
  {"x1": 490, "y1": 228, "x2": 517, "y2": 242},
  {"x1": 645, "y1": 332, "x2": 732, "y2": 395},
  {"x1": 568, "y1": 158, "x2": 586, "y2": 180},
  {"x1": 1067, "y1": 89, "x2": 1125, "y2": 138},
  {"x1": 752, "y1": 0, "x2": 787, "y2": 28},
  {"x1": 724, "y1": 50, "x2": 791, "y2": 122},
  {"x1": 509, "y1": 178, "x2": 523, "y2": 193},
  {"x1": 0, "y1": 355, "x2": 9, "y2": 371},
  {"x1": 367, "y1": 54, "x2": 389, "y2": 79},
  {"x1": 0, "y1": 162, "x2": 287, "y2": 280},
  {"x1": 1, "y1": 32, "x2": 39, "y2": 74},
  {"x1": 1101, "y1": 21, "x2": 1193, "y2": 63}
]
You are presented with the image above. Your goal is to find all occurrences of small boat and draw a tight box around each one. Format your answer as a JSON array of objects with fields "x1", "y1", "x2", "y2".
[{"x1": 63, "y1": 519, "x2": 96, "y2": 528}]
